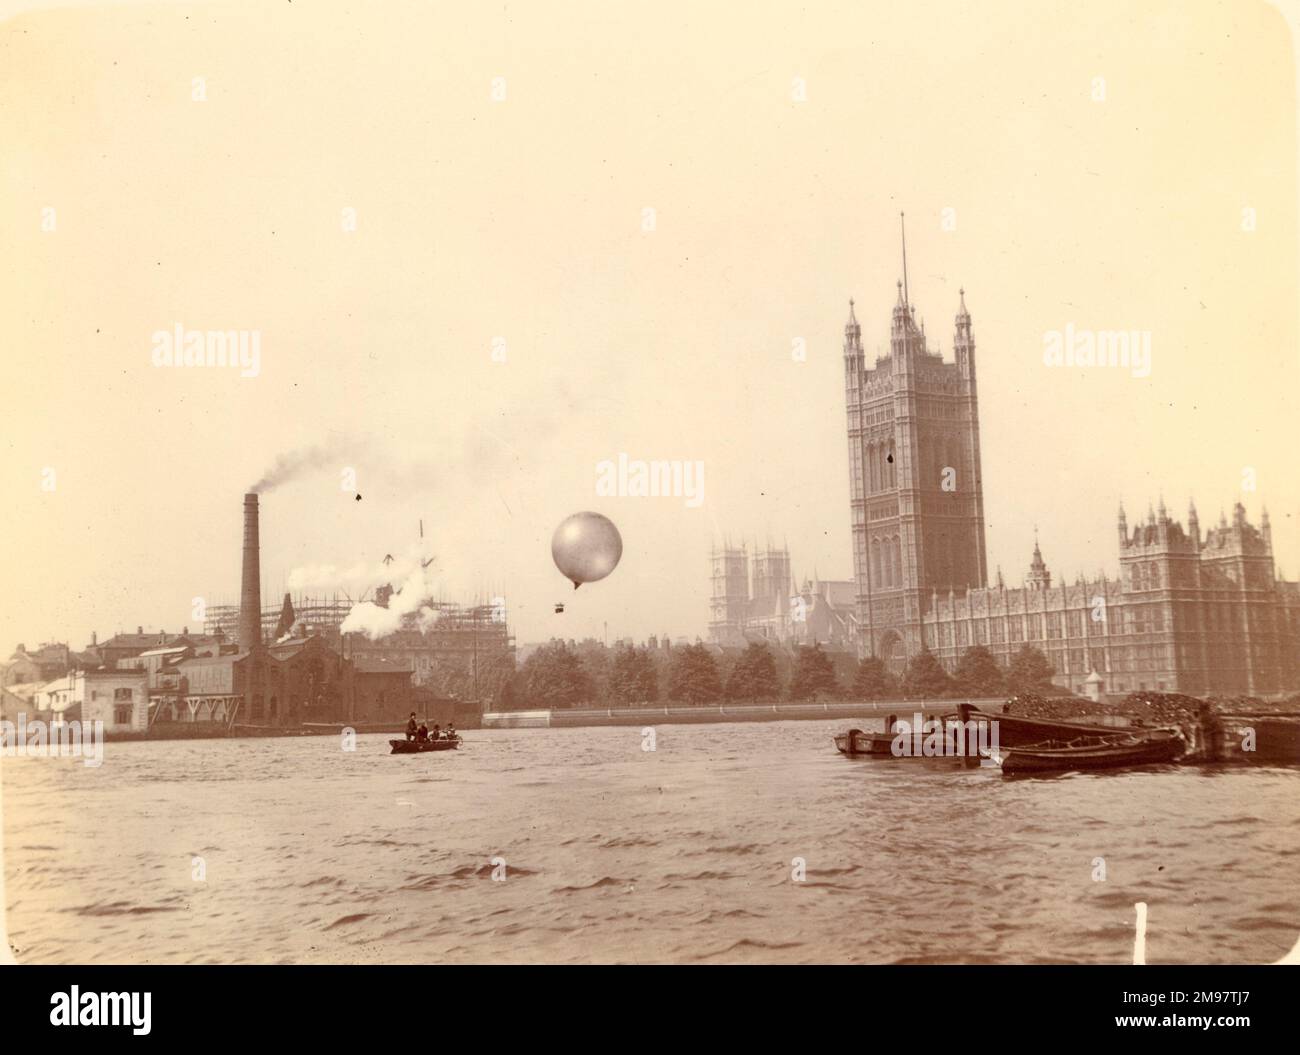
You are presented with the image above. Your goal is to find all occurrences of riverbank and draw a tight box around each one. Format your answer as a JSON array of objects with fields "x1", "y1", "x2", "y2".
[{"x1": 481, "y1": 699, "x2": 1007, "y2": 729}]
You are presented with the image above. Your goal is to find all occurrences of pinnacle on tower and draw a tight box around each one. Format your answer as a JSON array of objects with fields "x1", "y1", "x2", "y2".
[
  {"x1": 1027, "y1": 530, "x2": 1052, "y2": 589},
  {"x1": 843, "y1": 297, "x2": 863, "y2": 360}
]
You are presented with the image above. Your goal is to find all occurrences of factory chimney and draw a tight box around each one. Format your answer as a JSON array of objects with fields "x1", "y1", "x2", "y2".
[{"x1": 239, "y1": 493, "x2": 262, "y2": 650}]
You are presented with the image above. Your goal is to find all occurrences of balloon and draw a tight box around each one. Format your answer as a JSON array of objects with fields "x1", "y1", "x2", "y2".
[{"x1": 551, "y1": 512, "x2": 623, "y2": 589}]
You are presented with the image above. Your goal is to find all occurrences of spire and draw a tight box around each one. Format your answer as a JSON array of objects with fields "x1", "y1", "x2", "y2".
[
  {"x1": 1027, "y1": 529, "x2": 1051, "y2": 590},
  {"x1": 957, "y1": 287, "x2": 969, "y2": 321},
  {"x1": 274, "y1": 592, "x2": 296, "y2": 640}
]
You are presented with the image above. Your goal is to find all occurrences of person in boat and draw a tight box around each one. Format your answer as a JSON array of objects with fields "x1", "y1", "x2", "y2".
[
  {"x1": 417, "y1": 721, "x2": 429, "y2": 742},
  {"x1": 446, "y1": 722, "x2": 457, "y2": 741},
  {"x1": 431, "y1": 723, "x2": 442, "y2": 741},
  {"x1": 405, "y1": 712, "x2": 418, "y2": 741}
]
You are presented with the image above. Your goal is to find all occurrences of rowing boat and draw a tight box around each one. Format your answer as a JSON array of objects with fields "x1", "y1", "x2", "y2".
[
  {"x1": 389, "y1": 738, "x2": 460, "y2": 754},
  {"x1": 996, "y1": 729, "x2": 1184, "y2": 775}
]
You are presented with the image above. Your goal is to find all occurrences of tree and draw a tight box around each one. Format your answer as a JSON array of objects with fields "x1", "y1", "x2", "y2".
[
  {"x1": 788, "y1": 643, "x2": 839, "y2": 701},
  {"x1": 667, "y1": 643, "x2": 723, "y2": 705},
  {"x1": 902, "y1": 648, "x2": 952, "y2": 699},
  {"x1": 574, "y1": 639, "x2": 612, "y2": 700},
  {"x1": 608, "y1": 646, "x2": 658, "y2": 705},
  {"x1": 953, "y1": 645, "x2": 1005, "y2": 697},
  {"x1": 520, "y1": 641, "x2": 592, "y2": 707},
  {"x1": 428, "y1": 648, "x2": 515, "y2": 705},
  {"x1": 852, "y1": 656, "x2": 895, "y2": 700},
  {"x1": 725, "y1": 643, "x2": 781, "y2": 702},
  {"x1": 1007, "y1": 644, "x2": 1056, "y2": 695}
]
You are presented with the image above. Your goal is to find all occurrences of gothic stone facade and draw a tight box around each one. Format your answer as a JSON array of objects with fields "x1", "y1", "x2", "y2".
[
  {"x1": 843, "y1": 278, "x2": 987, "y2": 673},
  {"x1": 843, "y1": 277, "x2": 1300, "y2": 696}
]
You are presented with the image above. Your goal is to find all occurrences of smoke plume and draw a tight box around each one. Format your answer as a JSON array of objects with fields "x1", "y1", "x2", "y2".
[{"x1": 249, "y1": 436, "x2": 366, "y2": 494}]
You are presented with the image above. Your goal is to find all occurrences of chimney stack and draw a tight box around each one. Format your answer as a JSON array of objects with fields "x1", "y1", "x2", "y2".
[{"x1": 239, "y1": 493, "x2": 262, "y2": 650}]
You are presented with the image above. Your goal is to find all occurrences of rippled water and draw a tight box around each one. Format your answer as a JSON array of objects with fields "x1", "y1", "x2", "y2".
[{"x1": 3, "y1": 720, "x2": 1298, "y2": 964}]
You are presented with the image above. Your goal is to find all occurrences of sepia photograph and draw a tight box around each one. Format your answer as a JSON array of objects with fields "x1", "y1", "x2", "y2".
[{"x1": 1, "y1": 0, "x2": 1298, "y2": 1029}]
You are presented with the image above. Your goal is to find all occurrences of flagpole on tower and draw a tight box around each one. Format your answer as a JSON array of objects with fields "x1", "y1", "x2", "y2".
[{"x1": 900, "y1": 211, "x2": 909, "y2": 309}]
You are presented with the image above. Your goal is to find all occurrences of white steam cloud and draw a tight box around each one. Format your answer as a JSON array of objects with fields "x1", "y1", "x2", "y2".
[
  {"x1": 291, "y1": 545, "x2": 444, "y2": 641},
  {"x1": 339, "y1": 560, "x2": 443, "y2": 640}
]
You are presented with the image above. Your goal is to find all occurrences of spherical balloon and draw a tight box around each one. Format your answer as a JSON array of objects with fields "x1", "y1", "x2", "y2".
[{"x1": 551, "y1": 512, "x2": 623, "y2": 589}]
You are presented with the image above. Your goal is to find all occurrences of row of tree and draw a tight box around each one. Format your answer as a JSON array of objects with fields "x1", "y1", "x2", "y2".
[{"x1": 498, "y1": 640, "x2": 1060, "y2": 709}]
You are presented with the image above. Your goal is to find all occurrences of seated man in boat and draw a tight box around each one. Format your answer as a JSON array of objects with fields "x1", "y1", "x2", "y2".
[
  {"x1": 417, "y1": 721, "x2": 429, "y2": 742},
  {"x1": 405, "y1": 712, "x2": 418, "y2": 741},
  {"x1": 446, "y1": 722, "x2": 457, "y2": 741},
  {"x1": 431, "y1": 723, "x2": 442, "y2": 741}
]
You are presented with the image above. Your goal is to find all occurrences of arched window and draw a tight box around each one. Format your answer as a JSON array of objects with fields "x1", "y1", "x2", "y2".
[
  {"x1": 890, "y1": 536, "x2": 901, "y2": 587},
  {"x1": 871, "y1": 538, "x2": 881, "y2": 584}
]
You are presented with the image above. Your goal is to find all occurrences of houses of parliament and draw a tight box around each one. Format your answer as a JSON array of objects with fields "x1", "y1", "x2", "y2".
[
  {"x1": 839, "y1": 225, "x2": 1300, "y2": 696},
  {"x1": 710, "y1": 224, "x2": 1300, "y2": 698}
]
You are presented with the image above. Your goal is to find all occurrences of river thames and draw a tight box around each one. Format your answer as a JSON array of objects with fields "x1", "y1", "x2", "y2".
[{"x1": 4, "y1": 720, "x2": 1298, "y2": 964}]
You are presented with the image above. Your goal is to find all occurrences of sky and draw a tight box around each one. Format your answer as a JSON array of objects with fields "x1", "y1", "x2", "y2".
[{"x1": 2, "y1": 0, "x2": 1298, "y2": 652}]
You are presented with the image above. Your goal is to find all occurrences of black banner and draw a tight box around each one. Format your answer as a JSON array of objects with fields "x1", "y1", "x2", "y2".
[{"x1": 0, "y1": 965, "x2": 1292, "y2": 1043}]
